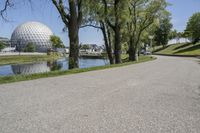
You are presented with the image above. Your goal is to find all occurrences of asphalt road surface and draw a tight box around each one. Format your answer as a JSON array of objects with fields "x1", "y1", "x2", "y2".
[{"x1": 0, "y1": 56, "x2": 200, "y2": 133}]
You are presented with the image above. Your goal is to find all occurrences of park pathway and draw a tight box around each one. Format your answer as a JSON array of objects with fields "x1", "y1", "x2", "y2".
[{"x1": 0, "y1": 56, "x2": 200, "y2": 133}]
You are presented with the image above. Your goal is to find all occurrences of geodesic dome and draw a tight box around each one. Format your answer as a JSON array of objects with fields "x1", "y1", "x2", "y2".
[{"x1": 11, "y1": 21, "x2": 53, "y2": 52}]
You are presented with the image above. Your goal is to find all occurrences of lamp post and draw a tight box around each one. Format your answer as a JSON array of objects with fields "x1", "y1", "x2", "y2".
[{"x1": 16, "y1": 40, "x2": 21, "y2": 55}]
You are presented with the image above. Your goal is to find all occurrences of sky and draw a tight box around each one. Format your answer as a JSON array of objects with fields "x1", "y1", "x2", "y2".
[{"x1": 0, "y1": 0, "x2": 200, "y2": 46}]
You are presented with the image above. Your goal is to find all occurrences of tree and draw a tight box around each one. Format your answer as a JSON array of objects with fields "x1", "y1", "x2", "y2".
[
  {"x1": 0, "y1": 0, "x2": 13, "y2": 20},
  {"x1": 127, "y1": 0, "x2": 168, "y2": 61},
  {"x1": 154, "y1": 16, "x2": 172, "y2": 47},
  {"x1": 185, "y1": 12, "x2": 200, "y2": 44},
  {"x1": 122, "y1": 43, "x2": 129, "y2": 54},
  {"x1": 169, "y1": 29, "x2": 178, "y2": 40},
  {"x1": 0, "y1": 42, "x2": 6, "y2": 51},
  {"x1": 100, "y1": 22, "x2": 115, "y2": 64},
  {"x1": 1, "y1": 0, "x2": 32, "y2": 21},
  {"x1": 23, "y1": 42, "x2": 36, "y2": 52},
  {"x1": 83, "y1": 0, "x2": 114, "y2": 64},
  {"x1": 52, "y1": 0, "x2": 86, "y2": 69},
  {"x1": 102, "y1": 0, "x2": 128, "y2": 64},
  {"x1": 50, "y1": 35, "x2": 65, "y2": 49},
  {"x1": 80, "y1": 44, "x2": 90, "y2": 51}
]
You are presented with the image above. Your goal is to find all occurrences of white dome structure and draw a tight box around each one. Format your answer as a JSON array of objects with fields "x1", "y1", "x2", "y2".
[{"x1": 11, "y1": 21, "x2": 53, "y2": 52}]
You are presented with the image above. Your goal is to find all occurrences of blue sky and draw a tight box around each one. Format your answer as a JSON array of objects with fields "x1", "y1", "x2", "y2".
[
  {"x1": 167, "y1": 0, "x2": 200, "y2": 32},
  {"x1": 0, "y1": 0, "x2": 200, "y2": 46}
]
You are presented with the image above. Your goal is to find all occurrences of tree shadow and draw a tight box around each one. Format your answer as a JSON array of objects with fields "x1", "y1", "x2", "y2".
[
  {"x1": 174, "y1": 44, "x2": 200, "y2": 54},
  {"x1": 153, "y1": 46, "x2": 169, "y2": 53},
  {"x1": 174, "y1": 43, "x2": 191, "y2": 50}
]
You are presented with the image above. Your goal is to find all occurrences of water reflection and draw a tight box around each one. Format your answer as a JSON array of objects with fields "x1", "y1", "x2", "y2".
[
  {"x1": 11, "y1": 61, "x2": 63, "y2": 75},
  {"x1": 12, "y1": 62, "x2": 49, "y2": 75},
  {"x1": 0, "y1": 58, "x2": 109, "y2": 76},
  {"x1": 47, "y1": 61, "x2": 62, "y2": 71}
]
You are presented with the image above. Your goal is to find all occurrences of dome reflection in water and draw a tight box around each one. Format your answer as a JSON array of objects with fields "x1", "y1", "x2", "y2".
[
  {"x1": 11, "y1": 61, "x2": 62, "y2": 75},
  {"x1": 0, "y1": 58, "x2": 109, "y2": 76}
]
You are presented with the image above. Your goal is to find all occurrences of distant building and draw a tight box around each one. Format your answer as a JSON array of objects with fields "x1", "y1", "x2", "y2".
[
  {"x1": 1, "y1": 47, "x2": 16, "y2": 52},
  {"x1": 168, "y1": 38, "x2": 191, "y2": 45},
  {"x1": 0, "y1": 37, "x2": 16, "y2": 52},
  {"x1": 80, "y1": 44, "x2": 105, "y2": 53},
  {"x1": 65, "y1": 47, "x2": 69, "y2": 54},
  {"x1": 0, "y1": 37, "x2": 11, "y2": 47}
]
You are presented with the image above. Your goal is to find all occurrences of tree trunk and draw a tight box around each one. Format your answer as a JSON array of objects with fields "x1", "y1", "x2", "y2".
[
  {"x1": 113, "y1": 0, "x2": 122, "y2": 64},
  {"x1": 128, "y1": 38, "x2": 135, "y2": 61},
  {"x1": 101, "y1": 22, "x2": 114, "y2": 64},
  {"x1": 114, "y1": 26, "x2": 122, "y2": 64},
  {"x1": 52, "y1": 0, "x2": 82, "y2": 69},
  {"x1": 134, "y1": 49, "x2": 139, "y2": 61},
  {"x1": 68, "y1": 0, "x2": 79, "y2": 69},
  {"x1": 129, "y1": 38, "x2": 139, "y2": 62},
  {"x1": 129, "y1": 49, "x2": 138, "y2": 61},
  {"x1": 68, "y1": 26, "x2": 79, "y2": 69}
]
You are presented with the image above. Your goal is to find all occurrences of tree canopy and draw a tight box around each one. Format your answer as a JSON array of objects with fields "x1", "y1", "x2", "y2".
[
  {"x1": 185, "y1": 12, "x2": 200, "y2": 44},
  {"x1": 50, "y1": 35, "x2": 65, "y2": 49},
  {"x1": 0, "y1": 42, "x2": 6, "y2": 51},
  {"x1": 23, "y1": 42, "x2": 36, "y2": 52},
  {"x1": 1, "y1": 0, "x2": 171, "y2": 68},
  {"x1": 154, "y1": 14, "x2": 173, "y2": 47}
]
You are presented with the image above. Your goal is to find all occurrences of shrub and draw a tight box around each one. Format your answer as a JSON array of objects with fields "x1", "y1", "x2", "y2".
[
  {"x1": 24, "y1": 43, "x2": 36, "y2": 52},
  {"x1": 0, "y1": 42, "x2": 6, "y2": 51}
]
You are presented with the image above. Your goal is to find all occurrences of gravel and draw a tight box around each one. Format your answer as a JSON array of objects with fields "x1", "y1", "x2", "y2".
[{"x1": 0, "y1": 56, "x2": 200, "y2": 133}]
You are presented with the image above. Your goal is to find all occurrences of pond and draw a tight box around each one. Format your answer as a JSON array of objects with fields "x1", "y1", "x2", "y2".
[{"x1": 0, "y1": 58, "x2": 109, "y2": 76}]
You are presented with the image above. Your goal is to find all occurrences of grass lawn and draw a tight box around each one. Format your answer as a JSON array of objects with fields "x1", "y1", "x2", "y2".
[
  {"x1": 154, "y1": 43, "x2": 200, "y2": 56},
  {"x1": 0, "y1": 55, "x2": 155, "y2": 84},
  {"x1": 0, "y1": 54, "x2": 61, "y2": 65}
]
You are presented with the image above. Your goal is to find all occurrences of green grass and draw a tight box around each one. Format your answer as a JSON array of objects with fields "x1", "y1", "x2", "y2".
[
  {"x1": 154, "y1": 43, "x2": 200, "y2": 56},
  {"x1": 0, "y1": 55, "x2": 61, "y2": 65},
  {"x1": 0, "y1": 55, "x2": 155, "y2": 84}
]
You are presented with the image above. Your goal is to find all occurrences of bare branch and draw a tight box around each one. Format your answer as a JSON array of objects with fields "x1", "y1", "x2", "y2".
[
  {"x1": 101, "y1": 0, "x2": 115, "y2": 30},
  {"x1": 77, "y1": 0, "x2": 83, "y2": 26},
  {"x1": 80, "y1": 24, "x2": 101, "y2": 29},
  {"x1": 0, "y1": 0, "x2": 14, "y2": 21},
  {"x1": 52, "y1": 0, "x2": 69, "y2": 26}
]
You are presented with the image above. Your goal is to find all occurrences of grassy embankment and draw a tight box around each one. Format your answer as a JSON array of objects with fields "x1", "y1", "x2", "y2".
[
  {"x1": 0, "y1": 54, "x2": 61, "y2": 66},
  {"x1": 154, "y1": 43, "x2": 200, "y2": 56},
  {"x1": 0, "y1": 55, "x2": 155, "y2": 84}
]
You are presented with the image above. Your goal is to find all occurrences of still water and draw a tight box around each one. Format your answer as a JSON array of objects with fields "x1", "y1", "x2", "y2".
[{"x1": 0, "y1": 58, "x2": 109, "y2": 76}]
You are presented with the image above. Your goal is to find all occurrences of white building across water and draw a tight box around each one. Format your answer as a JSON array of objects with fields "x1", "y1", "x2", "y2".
[{"x1": 168, "y1": 38, "x2": 191, "y2": 45}]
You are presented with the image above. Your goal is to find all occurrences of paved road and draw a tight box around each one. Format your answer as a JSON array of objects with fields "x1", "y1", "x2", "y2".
[{"x1": 0, "y1": 56, "x2": 200, "y2": 133}]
